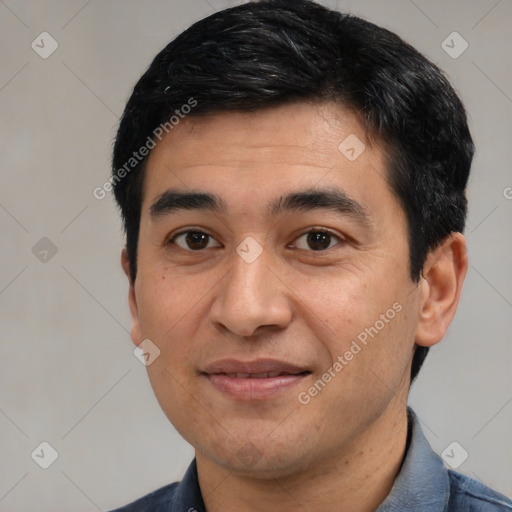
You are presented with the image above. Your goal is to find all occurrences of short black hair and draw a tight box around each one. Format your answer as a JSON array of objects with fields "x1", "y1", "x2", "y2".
[{"x1": 112, "y1": 0, "x2": 474, "y2": 383}]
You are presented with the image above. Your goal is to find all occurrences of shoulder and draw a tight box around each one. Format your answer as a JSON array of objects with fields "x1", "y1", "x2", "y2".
[
  {"x1": 108, "y1": 481, "x2": 179, "y2": 512},
  {"x1": 448, "y1": 470, "x2": 512, "y2": 511}
]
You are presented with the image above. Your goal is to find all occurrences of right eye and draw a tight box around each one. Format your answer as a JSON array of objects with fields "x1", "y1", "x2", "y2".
[{"x1": 169, "y1": 231, "x2": 221, "y2": 251}]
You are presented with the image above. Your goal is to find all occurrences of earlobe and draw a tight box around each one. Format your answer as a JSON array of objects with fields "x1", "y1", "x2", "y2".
[
  {"x1": 414, "y1": 233, "x2": 468, "y2": 347},
  {"x1": 121, "y1": 249, "x2": 143, "y2": 346}
]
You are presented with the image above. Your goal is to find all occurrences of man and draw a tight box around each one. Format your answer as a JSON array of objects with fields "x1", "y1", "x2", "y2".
[{"x1": 109, "y1": 1, "x2": 512, "y2": 510}]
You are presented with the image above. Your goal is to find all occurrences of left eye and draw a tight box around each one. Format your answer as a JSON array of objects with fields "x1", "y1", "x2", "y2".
[
  {"x1": 293, "y1": 231, "x2": 342, "y2": 251},
  {"x1": 171, "y1": 231, "x2": 221, "y2": 251}
]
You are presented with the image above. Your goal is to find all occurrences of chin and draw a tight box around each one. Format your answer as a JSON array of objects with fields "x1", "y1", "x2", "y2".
[{"x1": 194, "y1": 430, "x2": 319, "y2": 480}]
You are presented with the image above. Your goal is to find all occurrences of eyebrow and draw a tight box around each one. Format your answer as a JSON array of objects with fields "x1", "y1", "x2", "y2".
[
  {"x1": 150, "y1": 190, "x2": 226, "y2": 217},
  {"x1": 269, "y1": 187, "x2": 371, "y2": 224},
  {"x1": 149, "y1": 187, "x2": 371, "y2": 224}
]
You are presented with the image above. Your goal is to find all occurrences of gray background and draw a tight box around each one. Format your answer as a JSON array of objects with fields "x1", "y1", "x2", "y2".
[{"x1": 0, "y1": 1, "x2": 511, "y2": 510}]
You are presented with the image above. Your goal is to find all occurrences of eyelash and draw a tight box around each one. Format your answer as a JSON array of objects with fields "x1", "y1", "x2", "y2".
[
  {"x1": 167, "y1": 228, "x2": 344, "y2": 252},
  {"x1": 291, "y1": 229, "x2": 343, "y2": 251},
  {"x1": 169, "y1": 230, "x2": 221, "y2": 251}
]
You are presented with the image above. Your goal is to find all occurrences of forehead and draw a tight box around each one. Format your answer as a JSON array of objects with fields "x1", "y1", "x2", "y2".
[{"x1": 141, "y1": 102, "x2": 396, "y2": 217}]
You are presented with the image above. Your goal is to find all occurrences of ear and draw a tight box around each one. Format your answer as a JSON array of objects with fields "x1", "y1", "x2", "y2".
[
  {"x1": 414, "y1": 233, "x2": 468, "y2": 347},
  {"x1": 121, "y1": 248, "x2": 142, "y2": 346}
]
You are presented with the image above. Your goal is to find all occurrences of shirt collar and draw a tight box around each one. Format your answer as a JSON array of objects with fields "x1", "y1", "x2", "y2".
[
  {"x1": 169, "y1": 458, "x2": 206, "y2": 512},
  {"x1": 376, "y1": 407, "x2": 450, "y2": 512}
]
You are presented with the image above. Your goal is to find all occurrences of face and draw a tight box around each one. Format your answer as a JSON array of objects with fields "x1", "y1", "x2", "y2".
[{"x1": 126, "y1": 102, "x2": 423, "y2": 478}]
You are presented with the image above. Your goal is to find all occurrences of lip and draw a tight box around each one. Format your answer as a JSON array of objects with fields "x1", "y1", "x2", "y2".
[{"x1": 201, "y1": 358, "x2": 311, "y2": 401}]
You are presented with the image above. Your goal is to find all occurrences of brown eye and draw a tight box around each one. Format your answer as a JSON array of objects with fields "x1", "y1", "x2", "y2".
[
  {"x1": 171, "y1": 231, "x2": 220, "y2": 251},
  {"x1": 294, "y1": 230, "x2": 341, "y2": 251},
  {"x1": 307, "y1": 232, "x2": 331, "y2": 250}
]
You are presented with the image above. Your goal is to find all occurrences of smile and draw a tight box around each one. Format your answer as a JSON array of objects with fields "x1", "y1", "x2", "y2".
[{"x1": 201, "y1": 359, "x2": 311, "y2": 400}]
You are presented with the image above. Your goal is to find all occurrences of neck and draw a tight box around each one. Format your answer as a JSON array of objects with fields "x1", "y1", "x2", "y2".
[{"x1": 196, "y1": 401, "x2": 409, "y2": 512}]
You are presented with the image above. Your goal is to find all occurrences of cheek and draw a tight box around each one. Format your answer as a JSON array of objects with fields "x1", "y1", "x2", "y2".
[
  {"x1": 137, "y1": 270, "x2": 211, "y2": 441},
  {"x1": 135, "y1": 270, "x2": 210, "y2": 396},
  {"x1": 294, "y1": 266, "x2": 414, "y2": 387},
  {"x1": 136, "y1": 269, "x2": 209, "y2": 340},
  {"x1": 290, "y1": 268, "x2": 380, "y2": 350},
  {"x1": 145, "y1": 359, "x2": 220, "y2": 453}
]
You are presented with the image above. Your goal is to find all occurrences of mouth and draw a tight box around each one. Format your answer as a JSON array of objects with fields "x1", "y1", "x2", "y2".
[
  {"x1": 214, "y1": 371, "x2": 308, "y2": 378},
  {"x1": 201, "y1": 359, "x2": 311, "y2": 400}
]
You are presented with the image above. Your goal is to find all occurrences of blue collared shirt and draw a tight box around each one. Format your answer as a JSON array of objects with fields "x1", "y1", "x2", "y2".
[{"x1": 111, "y1": 408, "x2": 512, "y2": 511}]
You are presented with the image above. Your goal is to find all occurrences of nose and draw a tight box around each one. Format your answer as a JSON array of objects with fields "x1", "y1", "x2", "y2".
[{"x1": 208, "y1": 247, "x2": 293, "y2": 337}]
